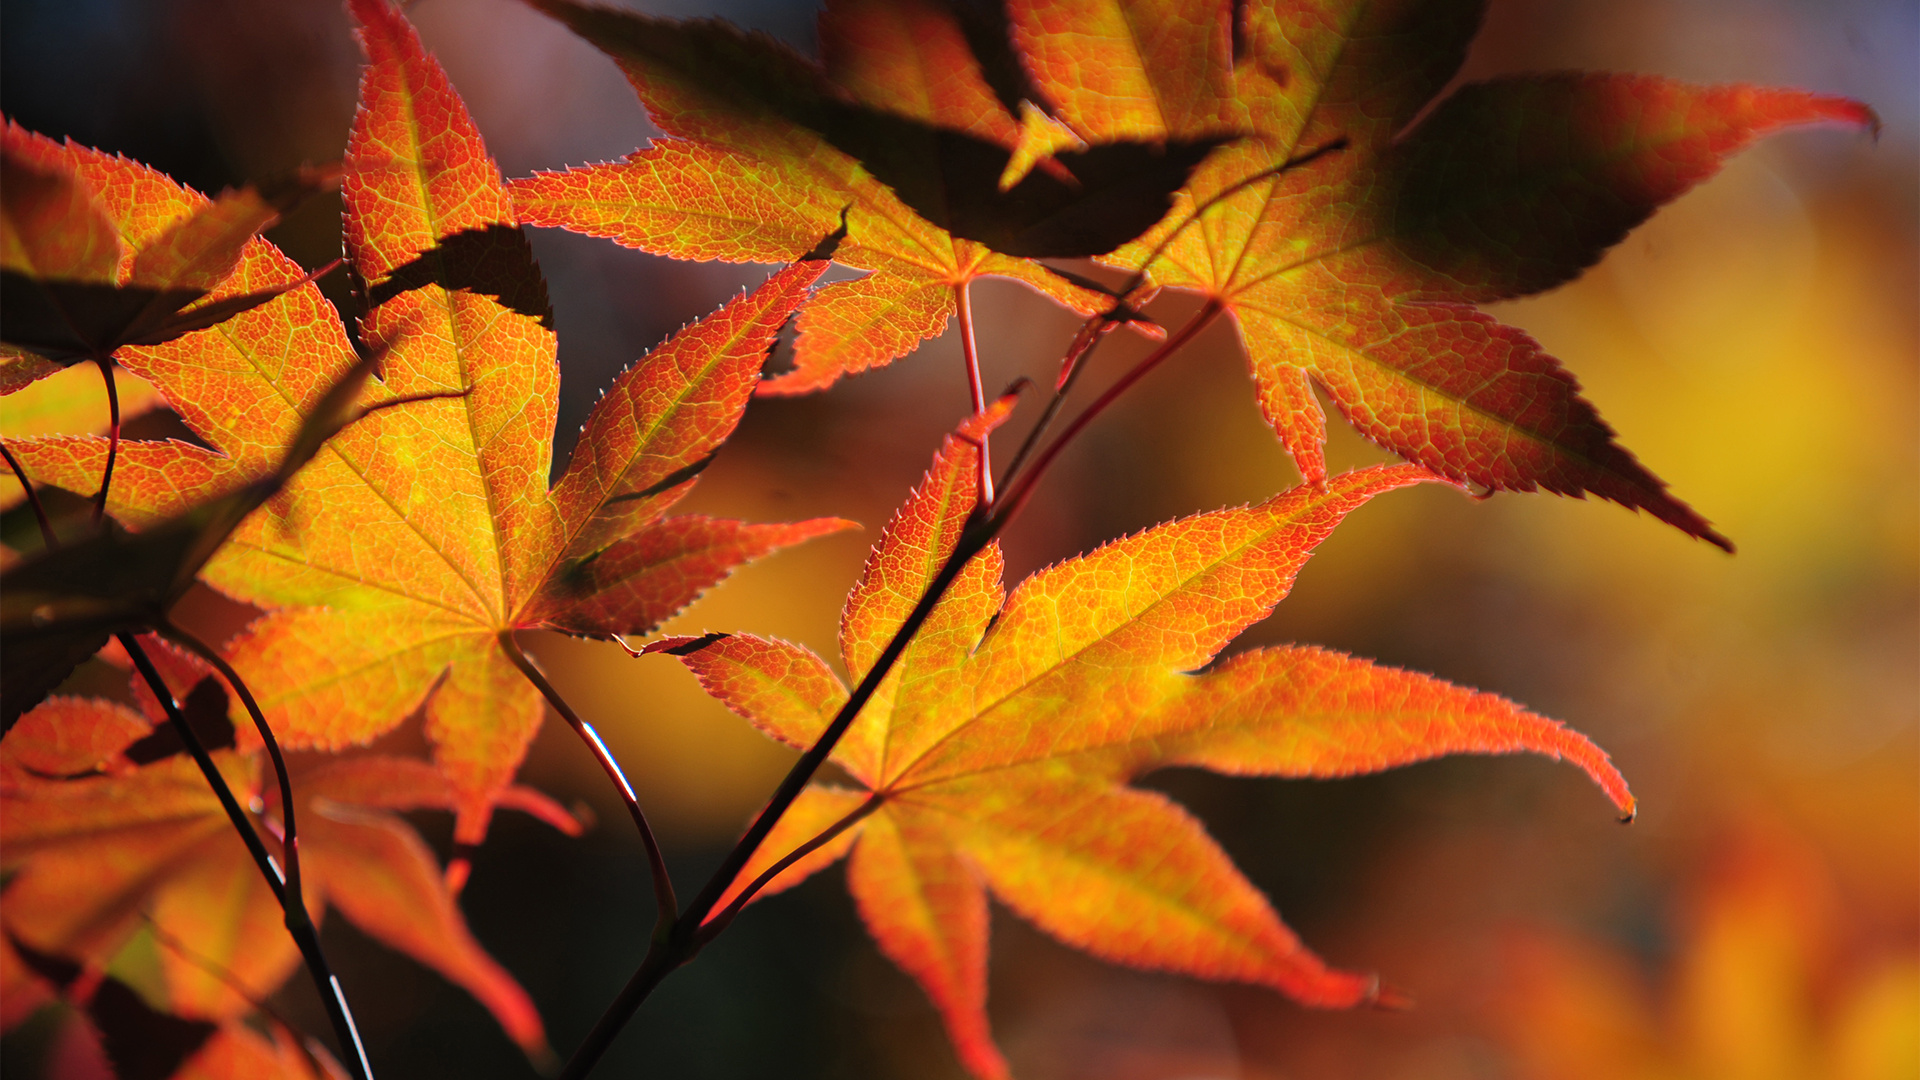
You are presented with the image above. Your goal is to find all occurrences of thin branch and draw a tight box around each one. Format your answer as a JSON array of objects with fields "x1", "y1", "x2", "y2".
[
  {"x1": 120, "y1": 634, "x2": 285, "y2": 902},
  {"x1": 993, "y1": 314, "x2": 1118, "y2": 497},
  {"x1": 1, "y1": 442, "x2": 57, "y2": 549},
  {"x1": 991, "y1": 301, "x2": 1224, "y2": 527},
  {"x1": 157, "y1": 623, "x2": 309, "y2": 904},
  {"x1": 688, "y1": 522, "x2": 987, "y2": 927},
  {"x1": 557, "y1": 519, "x2": 991, "y2": 1080},
  {"x1": 143, "y1": 916, "x2": 335, "y2": 1078},
  {"x1": 563, "y1": 939, "x2": 680, "y2": 1078},
  {"x1": 91, "y1": 355, "x2": 120, "y2": 528},
  {"x1": 954, "y1": 281, "x2": 994, "y2": 504},
  {"x1": 498, "y1": 631, "x2": 677, "y2": 938},
  {"x1": 693, "y1": 794, "x2": 885, "y2": 946},
  {"x1": 123, "y1": 632, "x2": 373, "y2": 1080}
]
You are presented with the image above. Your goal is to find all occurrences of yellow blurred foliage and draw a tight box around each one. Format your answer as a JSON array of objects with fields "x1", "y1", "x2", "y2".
[{"x1": 1497, "y1": 822, "x2": 1918, "y2": 1080}]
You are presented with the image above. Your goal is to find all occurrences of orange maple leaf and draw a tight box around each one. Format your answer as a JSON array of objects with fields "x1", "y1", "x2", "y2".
[
  {"x1": 0, "y1": 123, "x2": 325, "y2": 386},
  {"x1": 650, "y1": 422, "x2": 1633, "y2": 1079},
  {"x1": 4, "y1": 0, "x2": 851, "y2": 838},
  {"x1": 0, "y1": 646, "x2": 577, "y2": 1057},
  {"x1": 511, "y1": 0, "x2": 1141, "y2": 396},
  {"x1": 1055, "y1": 0, "x2": 1875, "y2": 548},
  {"x1": 524, "y1": 0, "x2": 1875, "y2": 549}
]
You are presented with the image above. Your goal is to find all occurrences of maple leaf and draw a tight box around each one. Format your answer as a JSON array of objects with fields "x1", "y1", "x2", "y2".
[
  {"x1": 5, "y1": 926, "x2": 342, "y2": 1080},
  {"x1": 0, "y1": 120, "x2": 376, "y2": 526},
  {"x1": 1017, "y1": 0, "x2": 1878, "y2": 548},
  {"x1": 0, "y1": 124, "x2": 327, "y2": 382},
  {"x1": 4, "y1": 0, "x2": 851, "y2": 839},
  {"x1": 512, "y1": 0, "x2": 1156, "y2": 396},
  {"x1": 524, "y1": 0, "x2": 1875, "y2": 545},
  {"x1": 649, "y1": 424, "x2": 1634, "y2": 1079},
  {"x1": 0, "y1": 653, "x2": 579, "y2": 1056},
  {"x1": 0, "y1": 347, "x2": 381, "y2": 728}
]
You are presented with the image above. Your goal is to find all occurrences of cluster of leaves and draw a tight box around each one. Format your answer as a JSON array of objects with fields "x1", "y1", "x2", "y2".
[
  {"x1": 0, "y1": 0, "x2": 1871, "y2": 1077},
  {"x1": 2, "y1": 637, "x2": 573, "y2": 1074}
]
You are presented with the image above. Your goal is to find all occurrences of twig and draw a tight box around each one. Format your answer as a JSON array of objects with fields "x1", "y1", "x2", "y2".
[
  {"x1": 993, "y1": 314, "x2": 1117, "y2": 499},
  {"x1": 693, "y1": 794, "x2": 885, "y2": 946},
  {"x1": 954, "y1": 281, "x2": 994, "y2": 505},
  {"x1": 157, "y1": 623, "x2": 311, "y2": 905},
  {"x1": 143, "y1": 916, "x2": 336, "y2": 1078},
  {"x1": 498, "y1": 631, "x2": 677, "y2": 939},
  {"x1": 990, "y1": 301, "x2": 1225, "y2": 526},
  {"x1": 1, "y1": 442, "x2": 57, "y2": 548},
  {"x1": 92, "y1": 355, "x2": 120, "y2": 528},
  {"x1": 118, "y1": 633, "x2": 373, "y2": 1080},
  {"x1": 556, "y1": 515, "x2": 990, "y2": 1080}
]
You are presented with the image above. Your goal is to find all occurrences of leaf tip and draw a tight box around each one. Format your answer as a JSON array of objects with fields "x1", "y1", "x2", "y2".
[
  {"x1": 523, "y1": 1040, "x2": 561, "y2": 1074},
  {"x1": 1817, "y1": 95, "x2": 1882, "y2": 141},
  {"x1": 445, "y1": 856, "x2": 473, "y2": 895},
  {"x1": 1369, "y1": 980, "x2": 1415, "y2": 1012},
  {"x1": 644, "y1": 631, "x2": 731, "y2": 656}
]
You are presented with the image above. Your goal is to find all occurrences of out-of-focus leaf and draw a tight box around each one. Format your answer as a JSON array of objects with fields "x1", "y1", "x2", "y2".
[
  {"x1": 171, "y1": 1022, "x2": 333, "y2": 1080},
  {"x1": 0, "y1": 683, "x2": 577, "y2": 1054},
  {"x1": 1494, "y1": 823, "x2": 1917, "y2": 1080},
  {"x1": 0, "y1": 127, "x2": 329, "y2": 368}
]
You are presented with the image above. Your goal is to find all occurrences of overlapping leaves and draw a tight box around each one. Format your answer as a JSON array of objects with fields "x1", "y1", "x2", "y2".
[
  {"x1": 4, "y1": 0, "x2": 849, "y2": 839},
  {"x1": 0, "y1": 125, "x2": 325, "y2": 388},
  {"x1": 513, "y1": 0, "x2": 1162, "y2": 395},
  {"x1": 0, "y1": 639, "x2": 576, "y2": 1058},
  {"x1": 525, "y1": 0, "x2": 1874, "y2": 547},
  {"x1": 653, "y1": 423, "x2": 1634, "y2": 1078},
  {"x1": 1077, "y1": 0, "x2": 1873, "y2": 548}
]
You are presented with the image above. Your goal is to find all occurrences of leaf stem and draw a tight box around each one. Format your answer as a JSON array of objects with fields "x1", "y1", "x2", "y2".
[
  {"x1": 157, "y1": 623, "x2": 311, "y2": 905},
  {"x1": 499, "y1": 631, "x2": 677, "y2": 938},
  {"x1": 954, "y1": 281, "x2": 994, "y2": 505},
  {"x1": 118, "y1": 632, "x2": 373, "y2": 1080},
  {"x1": 990, "y1": 300, "x2": 1224, "y2": 526},
  {"x1": 693, "y1": 794, "x2": 885, "y2": 945},
  {"x1": 1, "y1": 442, "x2": 57, "y2": 549},
  {"x1": 91, "y1": 355, "x2": 120, "y2": 528},
  {"x1": 143, "y1": 915, "x2": 335, "y2": 1078},
  {"x1": 992, "y1": 313, "x2": 1117, "y2": 499}
]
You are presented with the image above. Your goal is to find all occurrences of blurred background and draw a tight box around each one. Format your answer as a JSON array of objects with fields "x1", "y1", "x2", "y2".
[{"x1": 2, "y1": 0, "x2": 1914, "y2": 1076}]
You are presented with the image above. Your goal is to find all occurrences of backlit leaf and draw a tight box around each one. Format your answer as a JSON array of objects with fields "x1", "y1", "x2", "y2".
[
  {"x1": 0, "y1": 124, "x2": 325, "y2": 367},
  {"x1": 1091, "y1": 1, "x2": 1875, "y2": 546},
  {"x1": 0, "y1": 683, "x2": 574, "y2": 1054},
  {"x1": 513, "y1": 0, "x2": 1133, "y2": 395},
  {"x1": 657, "y1": 426, "x2": 1634, "y2": 1077},
  {"x1": 3, "y1": 0, "x2": 850, "y2": 836}
]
